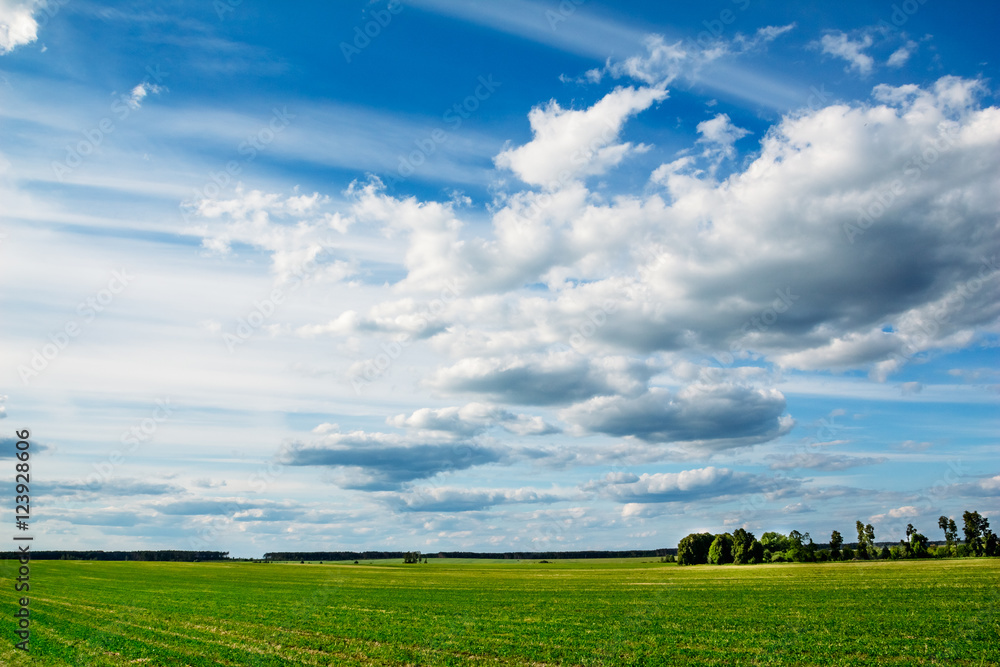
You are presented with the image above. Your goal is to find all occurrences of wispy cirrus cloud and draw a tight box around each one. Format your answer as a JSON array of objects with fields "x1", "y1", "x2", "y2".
[{"x1": 768, "y1": 452, "x2": 887, "y2": 472}]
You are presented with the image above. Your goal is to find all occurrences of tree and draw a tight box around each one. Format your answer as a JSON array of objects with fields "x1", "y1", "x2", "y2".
[
  {"x1": 909, "y1": 530, "x2": 929, "y2": 558},
  {"x1": 856, "y1": 521, "x2": 875, "y2": 560},
  {"x1": 749, "y1": 539, "x2": 764, "y2": 564},
  {"x1": 985, "y1": 530, "x2": 999, "y2": 557},
  {"x1": 677, "y1": 533, "x2": 715, "y2": 566},
  {"x1": 731, "y1": 529, "x2": 758, "y2": 565},
  {"x1": 905, "y1": 523, "x2": 915, "y2": 540},
  {"x1": 938, "y1": 516, "x2": 958, "y2": 547},
  {"x1": 787, "y1": 530, "x2": 815, "y2": 562},
  {"x1": 842, "y1": 546, "x2": 855, "y2": 560},
  {"x1": 708, "y1": 533, "x2": 734, "y2": 565},
  {"x1": 760, "y1": 532, "x2": 789, "y2": 553},
  {"x1": 830, "y1": 530, "x2": 844, "y2": 561},
  {"x1": 802, "y1": 532, "x2": 818, "y2": 562},
  {"x1": 963, "y1": 511, "x2": 990, "y2": 556}
]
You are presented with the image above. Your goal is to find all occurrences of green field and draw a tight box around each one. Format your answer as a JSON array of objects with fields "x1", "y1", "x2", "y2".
[{"x1": 1, "y1": 557, "x2": 998, "y2": 666}]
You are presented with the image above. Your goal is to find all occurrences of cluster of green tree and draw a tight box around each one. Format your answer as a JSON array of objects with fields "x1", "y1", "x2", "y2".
[
  {"x1": 676, "y1": 529, "x2": 779, "y2": 565},
  {"x1": 867, "y1": 512, "x2": 997, "y2": 560},
  {"x1": 677, "y1": 510, "x2": 997, "y2": 565},
  {"x1": 0, "y1": 551, "x2": 230, "y2": 561},
  {"x1": 927, "y1": 511, "x2": 998, "y2": 558}
]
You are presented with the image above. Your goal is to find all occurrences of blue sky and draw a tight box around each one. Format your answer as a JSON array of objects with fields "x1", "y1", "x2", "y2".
[{"x1": 1, "y1": 0, "x2": 998, "y2": 557}]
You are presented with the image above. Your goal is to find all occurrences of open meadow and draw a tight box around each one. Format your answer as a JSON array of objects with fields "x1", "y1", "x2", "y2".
[{"x1": 1, "y1": 557, "x2": 998, "y2": 666}]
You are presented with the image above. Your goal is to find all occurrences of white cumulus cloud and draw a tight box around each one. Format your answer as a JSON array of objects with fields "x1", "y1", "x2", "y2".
[
  {"x1": 820, "y1": 32, "x2": 875, "y2": 75},
  {"x1": 0, "y1": 0, "x2": 43, "y2": 55},
  {"x1": 494, "y1": 85, "x2": 667, "y2": 187}
]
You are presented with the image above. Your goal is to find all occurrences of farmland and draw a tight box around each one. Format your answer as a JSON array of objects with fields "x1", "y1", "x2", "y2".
[{"x1": 1, "y1": 557, "x2": 998, "y2": 666}]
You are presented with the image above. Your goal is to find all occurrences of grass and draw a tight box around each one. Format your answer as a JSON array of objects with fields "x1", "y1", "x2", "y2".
[{"x1": 1, "y1": 557, "x2": 997, "y2": 665}]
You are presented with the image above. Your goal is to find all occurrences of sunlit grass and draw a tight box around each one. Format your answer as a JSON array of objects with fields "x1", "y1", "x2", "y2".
[{"x1": 1, "y1": 557, "x2": 997, "y2": 665}]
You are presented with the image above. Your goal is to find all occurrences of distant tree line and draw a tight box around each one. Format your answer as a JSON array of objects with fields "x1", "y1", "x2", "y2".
[
  {"x1": 2, "y1": 548, "x2": 678, "y2": 563},
  {"x1": 676, "y1": 510, "x2": 998, "y2": 565},
  {"x1": 437, "y1": 549, "x2": 674, "y2": 560},
  {"x1": 264, "y1": 549, "x2": 675, "y2": 562},
  {"x1": 264, "y1": 551, "x2": 407, "y2": 561},
  {"x1": 0, "y1": 551, "x2": 230, "y2": 562}
]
